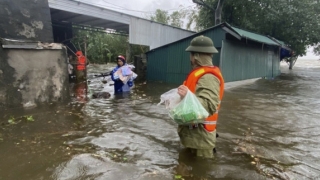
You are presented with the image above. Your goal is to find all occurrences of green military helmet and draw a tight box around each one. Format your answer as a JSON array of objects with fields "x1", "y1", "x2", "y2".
[{"x1": 185, "y1": 35, "x2": 218, "y2": 53}]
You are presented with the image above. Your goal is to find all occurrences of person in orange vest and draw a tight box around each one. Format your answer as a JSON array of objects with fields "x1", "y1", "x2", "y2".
[
  {"x1": 76, "y1": 51, "x2": 86, "y2": 71},
  {"x1": 177, "y1": 35, "x2": 224, "y2": 158},
  {"x1": 75, "y1": 51, "x2": 87, "y2": 81}
]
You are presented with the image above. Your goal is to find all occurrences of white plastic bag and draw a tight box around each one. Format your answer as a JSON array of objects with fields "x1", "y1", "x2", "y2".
[
  {"x1": 131, "y1": 72, "x2": 138, "y2": 80},
  {"x1": 114, "y1": 66, "x2": 137, "y2": 84},
  {"x1": 157, "y1": 88, "x2": 181, "y2": 110},
  {"x1": 159, "y1": 89, "x2": 209, "y2": 125}
]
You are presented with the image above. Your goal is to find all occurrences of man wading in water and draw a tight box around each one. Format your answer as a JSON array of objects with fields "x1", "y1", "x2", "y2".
[{"x1": 177, "y1": 35, "x2": 225, "y2": 158}]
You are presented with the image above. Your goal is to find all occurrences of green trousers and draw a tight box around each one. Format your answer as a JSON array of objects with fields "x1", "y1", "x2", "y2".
[{"x1": 178, "y1": 124, "x2": 216, "y2": 158}]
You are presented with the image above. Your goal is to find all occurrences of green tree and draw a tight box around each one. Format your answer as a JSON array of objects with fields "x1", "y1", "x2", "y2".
[
  {"x1": 169, "y1": 11, "x2": 183, "y2": 28},
  {"x1": 150, "y1": 9, "x2": 169, "y2": 24},
  {"x1": 194, "y1": 0, "x2": 320, "y2": 56},
  {"x1": 150, "y1": 9, "x2": 189, "y2": 28},
  {"x1": 313, "y1": 44, "x2": 320, "y2": 57},
  {"x1": 71, "y1": 27, "x2": 148, "y2": 64},
  {"x1": 177, "y1": 7, "x2": 200, "y2": 31}
]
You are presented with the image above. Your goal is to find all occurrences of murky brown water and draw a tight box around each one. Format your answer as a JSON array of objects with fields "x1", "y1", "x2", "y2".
[{"x1": 1, "y1": 60, "x2": 320, "y2": 180}]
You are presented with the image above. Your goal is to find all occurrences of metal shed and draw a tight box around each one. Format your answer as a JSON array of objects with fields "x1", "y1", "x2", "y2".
[{"x1": 146, "y1": 23, "x2": 284, "y2": 84}]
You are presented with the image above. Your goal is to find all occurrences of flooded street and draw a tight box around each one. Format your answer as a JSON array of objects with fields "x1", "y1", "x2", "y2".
[{"x1": 1, "y1": 59, "x2": 320, "y2": 180}]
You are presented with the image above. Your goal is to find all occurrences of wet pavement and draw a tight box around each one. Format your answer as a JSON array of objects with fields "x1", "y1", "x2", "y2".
[{"x1": 1, "y1": 59, "x2": 320, "y2": 180}]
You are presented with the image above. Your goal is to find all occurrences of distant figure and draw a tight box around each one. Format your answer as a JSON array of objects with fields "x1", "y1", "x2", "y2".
[
  {"x1": 75, "y1": 51, "x2": 87, "y2": 82},
  {"x1": 110, "y1": 55, "x2": 135, "y2": 94},
  {"x1": 280, "y1": 48, "x2": 295, "y2": 61},
  {"x1": 76, "y1": 51, "x2": 86, "y2": 71}
]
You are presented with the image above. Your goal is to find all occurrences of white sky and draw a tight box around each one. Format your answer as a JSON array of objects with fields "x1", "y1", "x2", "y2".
[
  {"x1": 80, "y1": 0, "x2": 196, "y2": 19},
  {"x1": 80, "y1": 0, "x2": 318, "y2": 59},
  {"x1": 298, "y1": 46, "x2": 318, "y2": 60}
]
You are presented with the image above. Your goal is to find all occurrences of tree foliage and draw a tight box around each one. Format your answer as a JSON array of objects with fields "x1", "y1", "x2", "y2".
[
  {"x1": 150, "y1": 9, "x2": 170, "y2": 25},
  {"x1": 195, "y1": 0, "x2": 320, "y2": 56},
  {"x1": 170, "y1": 11, "x2": 184, "y2": 28},
  {"x1": 149, "y1": 9, "x2": 186, "y2": 28},
  {"x1": 149, "y1": 7, "x2": 202, "y2": 30},
  {"x1": 313, "y1": 44, "x2": 320, "y2": 56},
  {"x1": 70, "y1": 28, "x2": 148, "y2": 64}
]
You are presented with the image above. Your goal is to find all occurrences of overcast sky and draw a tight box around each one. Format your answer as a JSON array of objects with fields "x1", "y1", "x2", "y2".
[
  {"x1": 80, "y1": 0, "x2": 318, "y2": 59},
  {"x1": 298, "y1": 46, "x2": 318, "y2": 60},
  {"x1": 80, "y1": 0, "x2": 196, "y2": 19}
]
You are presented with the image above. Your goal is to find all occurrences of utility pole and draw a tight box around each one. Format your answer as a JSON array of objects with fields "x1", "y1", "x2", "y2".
[{"x1": 192, "y1": 0, "x2": 224, "y2": 25}]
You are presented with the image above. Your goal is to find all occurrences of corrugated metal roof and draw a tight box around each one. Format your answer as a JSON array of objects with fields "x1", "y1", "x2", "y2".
[
  {"x1": 146, "y1": 22, "x2": 285, "y2": 54},
  {"x1": 129, "y1": 18, "x2": 195, "y2": 49},
  {"x1": 267, "y1": 36, "x2": 292, "y2": 50},
  {"x1": 48, "y1": 0, "x2": 195, "y2": 50},
  {"x1": 229, "y1": 26, "x2": 279, "y2": 46}
]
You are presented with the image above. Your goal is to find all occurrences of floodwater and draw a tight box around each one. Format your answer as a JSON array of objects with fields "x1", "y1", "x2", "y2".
[{"x1": 1, "y1": 59, "x2": 320, "y2": 180}]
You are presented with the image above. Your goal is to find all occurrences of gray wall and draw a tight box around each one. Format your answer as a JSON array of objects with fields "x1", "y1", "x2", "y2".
[
  {"x1": 0, "y1": 0, "x2": 53, "y2": 42},
  {"x1": 0, "y1": 46, "x2": 69, "y2": 109}
]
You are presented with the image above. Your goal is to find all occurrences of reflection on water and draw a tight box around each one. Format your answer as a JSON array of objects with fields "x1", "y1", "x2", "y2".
[{"x1": 1, "y1": 60, "x2": 320, "y2": 180}]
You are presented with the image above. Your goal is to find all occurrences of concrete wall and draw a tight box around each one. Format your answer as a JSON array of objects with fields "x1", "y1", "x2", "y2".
[
  {"x1": 0, "y1": 44, "x2": 69, "y2": 109},
  {"x1": 0, "y1": 0, "x2": 53, "y2": 42}
]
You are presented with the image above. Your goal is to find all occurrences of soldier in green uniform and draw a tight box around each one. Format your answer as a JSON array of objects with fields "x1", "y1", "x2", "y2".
[{"x1": 177, "y1": 35, "x2": 224, "y2": 158}]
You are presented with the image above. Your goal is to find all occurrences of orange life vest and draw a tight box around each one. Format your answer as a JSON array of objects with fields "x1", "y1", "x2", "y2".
[
  {"x1": 183, "y1": 66, "x2": 224, "y2": 132},
  {"x1": 76, "y1": 51, "x2": 86, "y2": 71}
]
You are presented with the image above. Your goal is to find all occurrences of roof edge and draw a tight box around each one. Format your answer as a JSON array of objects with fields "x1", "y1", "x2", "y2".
[
  {"x1": 146, "y1": 22, "x2": 286, "y2": 53},
  {"x1": 227, "y1": 24, "x2": 281, "y2": 46},
  {"x1": 146, "y1": 23, "x2": 229, "y2": 53},
  {"x1": 267, "y1": 35, "x2": 292, "y2": 51},
  {"x1": 71, "y1": 0, "x2": 196, "y2": 33}
]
